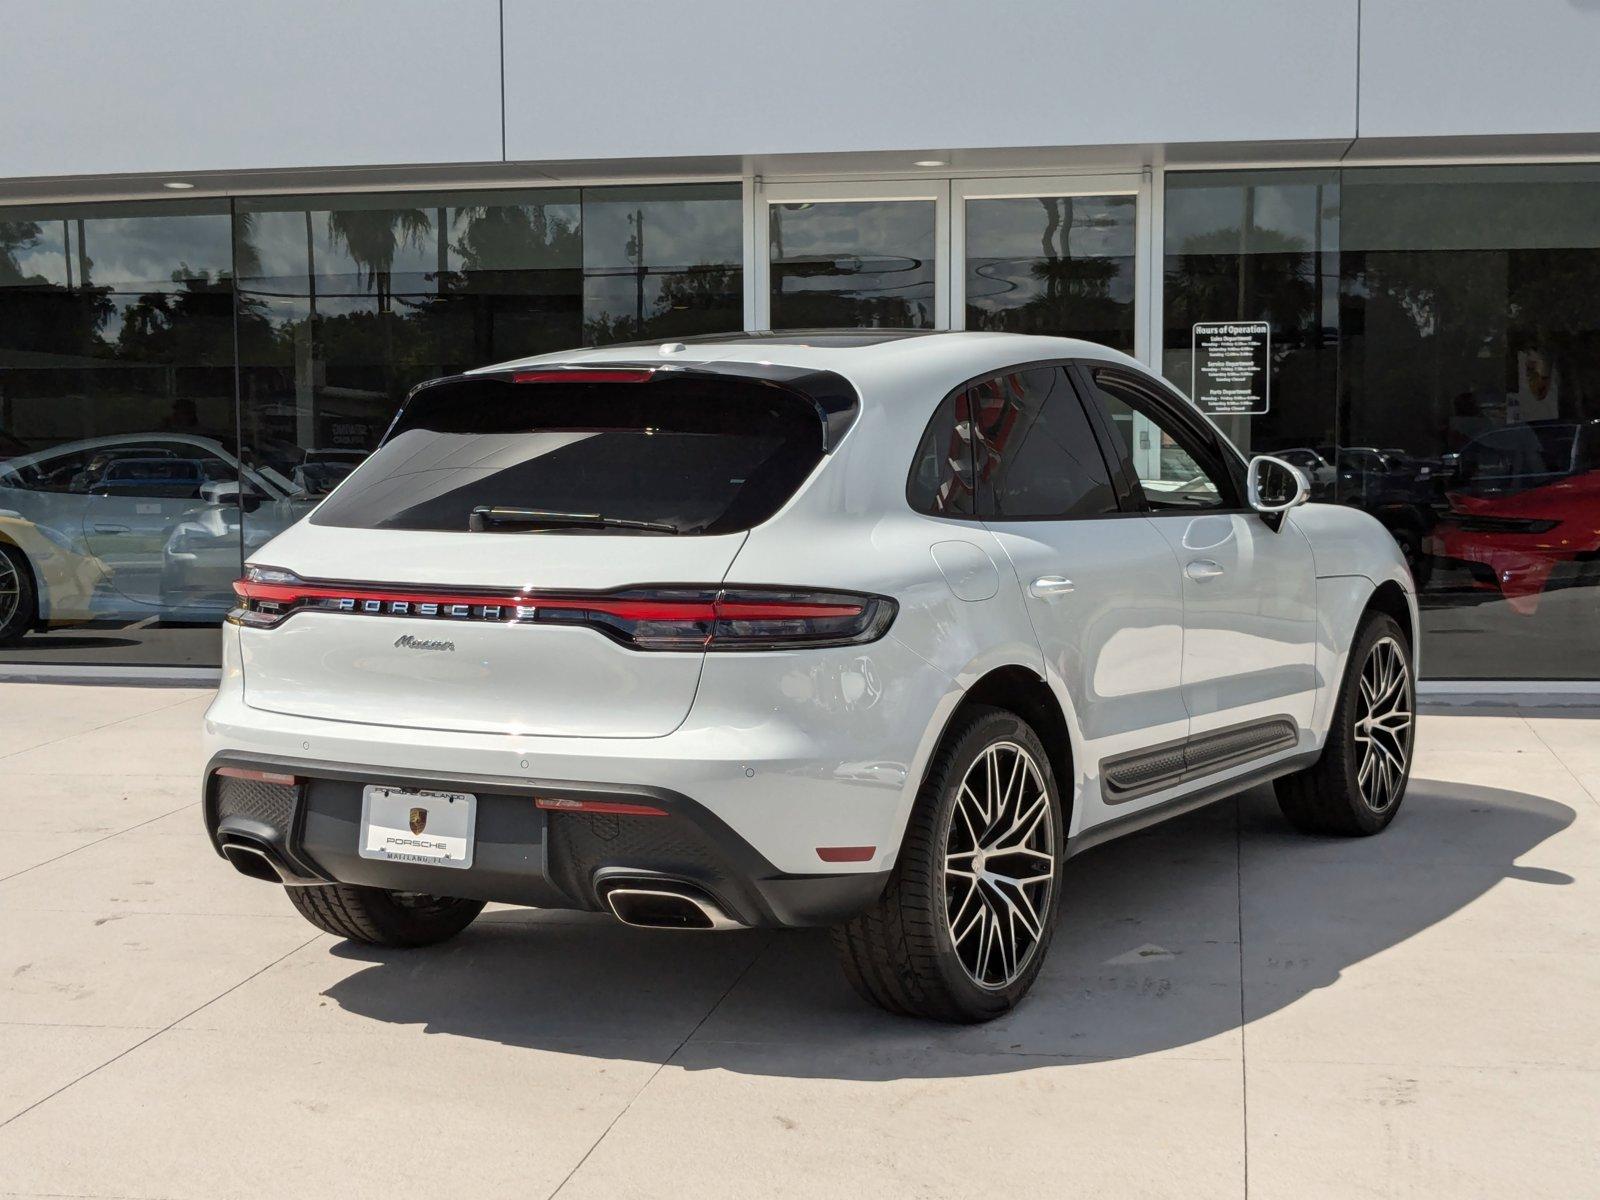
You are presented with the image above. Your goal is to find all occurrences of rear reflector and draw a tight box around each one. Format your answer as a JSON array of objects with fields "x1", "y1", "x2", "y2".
[
  {"x1": 228, "y1": 567, "x2": 896, "y2": 651},
  {"x1": 535, "y1": 797, "x2": 668, "y2": 817},
  {"x1": 816, "y1": 846, "x2": 876, "y2": 863},
  {"x1": 215, "y1": 766, "x2": 299, "y2": 786},
  {"x1": 511, "y1": 368, "x2": 654, "y2": 384}
]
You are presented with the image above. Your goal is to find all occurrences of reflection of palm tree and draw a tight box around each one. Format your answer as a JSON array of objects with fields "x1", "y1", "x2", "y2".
[
  {"x1": 327, "y1": 208, "x2": 432, "y2": 312},
  {"x1": 0, "y1": 221, "x2": 43, "y2": 285},
  {"x1": 231, "y1": 211, "x2": 263, "y2": 280},
  {"x1": 451, "y1": 205, "x2": 579, "y2": 275}
]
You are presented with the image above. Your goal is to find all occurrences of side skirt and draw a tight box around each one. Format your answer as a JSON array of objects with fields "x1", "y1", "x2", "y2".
[
  {"x1": 1067, "y1": 747, "x2": 1322, "y2": 860},
  {"x1": 1099, "y1": 714, "x2": 1300, "y2": 805}
]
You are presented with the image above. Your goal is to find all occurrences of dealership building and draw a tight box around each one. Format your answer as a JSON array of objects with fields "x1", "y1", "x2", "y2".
[{"x1": 1, "y1": 0, "x2": 1598, "y2": 686}]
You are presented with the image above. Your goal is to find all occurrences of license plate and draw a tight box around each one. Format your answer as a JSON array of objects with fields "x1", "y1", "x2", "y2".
[{"x1": 359, "y1": 786, "x2": 476, "y2": 869}]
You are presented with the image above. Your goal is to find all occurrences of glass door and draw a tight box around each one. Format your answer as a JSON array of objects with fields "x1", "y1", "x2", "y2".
[
  {"x1": 952, "y1": 174, "x2": 1149, "y2": 358},
  {"x1": 752, "y1": 174, "x2": 1150, "y2": 355},
  {"x1": 754, "y1": 180, "x2": 950, "y2": 331}
]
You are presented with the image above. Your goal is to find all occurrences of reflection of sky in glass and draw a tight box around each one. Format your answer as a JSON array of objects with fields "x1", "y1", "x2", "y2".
[
  {"x1": 1164, "y1": 172, "x2": 1339, "y2": 256},
  {"x1": 771, "y1": 200, "x2": 935, "y2": 261},
  {"x1": 966, "y1": 196, "x2": 1136, "y2": 308},
  {"x1": 966, "y1": 196, "x2": 1134, "y2": 259},
  {"x1": 237, "y1": 194, "x2": 584, "y2": 286},
  {"x1": 234, "y1": 185, "x2": 742, "y2": 292},
  {"x1": 7, "y1": 211, "x2": 232, "y2": 290},
  {"x1": 584, "y1": 187, "x2": 741, "y2": 272},
  {"x1": 770, "y1": 200, "x2": 936, "y2": 299}
]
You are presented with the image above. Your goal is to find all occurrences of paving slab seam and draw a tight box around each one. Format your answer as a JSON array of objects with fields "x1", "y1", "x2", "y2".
[
  {"x1": 0, "y1": 1021, "x2": 164, "y2": 1032},
  {"x1": 544, "y1": 932, "x2": 776, "y2": 1200},
  {"x1": 1525, "y1": 722, "x2": 1600, "y2": 811},
  {"x1": 0, "y1": 690, "x2": 207, "y2": 765},
  {"x1": 0, "y1": 933, "x2": 323, "y2": 1134},
  {"x1": 0, "y1": 803, "x2": 198, "y2": 885}
]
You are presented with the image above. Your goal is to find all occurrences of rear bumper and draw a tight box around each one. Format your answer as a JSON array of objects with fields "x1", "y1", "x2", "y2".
[
  {"x1": 203, "y1": 750, "x2": 890, "y2": 928},
  {"x1": 206, "y1": 624, "x2": 954, "y2": 877},
  {"x1": 203, "y1": 624, "x2": 958, "y2": 922}
]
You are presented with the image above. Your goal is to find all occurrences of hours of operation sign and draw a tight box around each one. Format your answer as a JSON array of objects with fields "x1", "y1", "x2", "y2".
[{"x1": 1190, "y1": 321, "x2": 1270, "y2": 416}]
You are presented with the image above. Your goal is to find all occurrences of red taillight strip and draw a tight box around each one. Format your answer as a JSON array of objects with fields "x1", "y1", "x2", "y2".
[
  {"x1": 511, "y1": 368, "x2": 654, "y2": 384},
  {"x1": 232, "y1": 580, "x2": 862, "y2": 623},
  {"x1": 215, "y1": 766, "x2": 299, "y2": 786}
]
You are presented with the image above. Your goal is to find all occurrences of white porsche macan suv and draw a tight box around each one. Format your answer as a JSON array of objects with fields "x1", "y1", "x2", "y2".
[{"x1": 203, "y1": 331, "x2": 1417, "y2": 1022}]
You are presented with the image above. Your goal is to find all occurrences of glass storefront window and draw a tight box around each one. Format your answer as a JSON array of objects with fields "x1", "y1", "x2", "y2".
[
  {"x1": 964, "y1": 194, "x2": 1137, "y2": 353},
  {"x1": 0, "y1": 201, "x2": 239, "y2": 665},
  {"x1": 0, "y1": 184, "x2": 741, "y2": 667},
  {"x1": 582, "y1": 184, "x2": 742, "y2": 344},
  {"x1": 769, "y1": 200, "x2": 937, "y2": 329},
  {"x1": 1165, "y1": 165, "x2": 1600, "y2": 680}
]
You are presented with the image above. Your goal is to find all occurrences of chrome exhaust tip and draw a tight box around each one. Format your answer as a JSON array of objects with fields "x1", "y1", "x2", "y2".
[
  {"x1": 221, "y1": 840, "x2": 286, "y2": 884},
  {"x1": 596, "y1": 874, "x2": 746, "y2": 931}
]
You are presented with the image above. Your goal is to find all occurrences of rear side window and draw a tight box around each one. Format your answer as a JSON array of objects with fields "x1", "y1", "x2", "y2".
[
  {"x1": 968, "y1": 367, "x2": 1117, "y2": 519},
  {"x1": 907, "y1": 390, "x2": 976, "y2": 516},
  {"x1": 312, "y1": 376, "x2": 824, "y2": 535},
  {"x1": 907, "y1": 365, "x2": 1118, "y2": 520}
]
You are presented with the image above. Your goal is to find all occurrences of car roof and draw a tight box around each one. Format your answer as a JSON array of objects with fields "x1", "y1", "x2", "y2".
[{"x1": 469, "y1": 330, "x2": 1152, "y2": 409}]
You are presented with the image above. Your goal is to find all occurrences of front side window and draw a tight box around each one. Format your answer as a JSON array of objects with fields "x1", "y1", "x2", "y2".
[
  {"x1": 968, "y1": 367, "x2": 1118, "y2": 519},
  {"x1": 1092, "y1": 371, "x2": 1231, "y2": 511}
]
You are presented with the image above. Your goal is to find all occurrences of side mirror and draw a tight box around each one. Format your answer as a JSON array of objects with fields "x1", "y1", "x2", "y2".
[{"x1": 1247, "y1": 454, "x2": 1311, "y2": 520}]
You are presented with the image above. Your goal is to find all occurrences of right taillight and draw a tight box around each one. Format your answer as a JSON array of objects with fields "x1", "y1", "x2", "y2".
[{"x1": 538, "y1": 587, "x2": 897, "y2": 651}]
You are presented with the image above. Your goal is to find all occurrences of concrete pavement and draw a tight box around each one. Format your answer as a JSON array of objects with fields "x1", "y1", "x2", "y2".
[{"x1": 1, "y1": 683, "x2": 1596, "y2": 1198}]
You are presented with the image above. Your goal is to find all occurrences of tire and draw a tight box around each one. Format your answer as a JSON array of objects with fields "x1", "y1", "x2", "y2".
[
  {"x1": 0, "y1": 543, "x2": 38, "y2": 647},
  {"x1": 1276, "y1": 611, "x2": 1415, "y2": 836},
  {"x1": 832, "y1": 705, "x2": 1065, "y2": 1022},
  {"x1": 285, "y1": 883, "x2": 484, "y2": 948}
]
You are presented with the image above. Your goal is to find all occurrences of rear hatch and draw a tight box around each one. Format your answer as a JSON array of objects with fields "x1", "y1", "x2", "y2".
[{"x1": 234, "y1": 365, "x2": 845, "y2": 737}]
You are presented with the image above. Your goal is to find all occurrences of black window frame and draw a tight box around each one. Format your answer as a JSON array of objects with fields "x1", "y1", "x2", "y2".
[
  {"x1": 1070, "y1": 361, "x2": 1250, "y2": 515},
  {"x1": 905, "y1": 359, "x2": 1131, "y2": 522}
]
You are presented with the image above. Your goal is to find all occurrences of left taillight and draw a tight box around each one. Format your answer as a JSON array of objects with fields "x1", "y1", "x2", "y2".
[
  {"x1": 228, "y1": 568, "x2": 896, "y2": 651},
  {"x1": 227, "y1": 564, "x2": 303, "y2": 629}
]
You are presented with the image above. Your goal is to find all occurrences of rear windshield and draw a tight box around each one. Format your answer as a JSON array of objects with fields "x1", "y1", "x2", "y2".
[{"x1": 311, "y1": 375, "x2": 824, "y2": 535}]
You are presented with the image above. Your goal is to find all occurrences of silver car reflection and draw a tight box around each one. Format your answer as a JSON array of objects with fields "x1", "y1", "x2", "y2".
[{"x1": 0, "y1": 433, "x2": 345, "y2": 639}]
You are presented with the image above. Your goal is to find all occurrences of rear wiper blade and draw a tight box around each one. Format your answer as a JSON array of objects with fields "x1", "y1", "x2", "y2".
[{"x1": 469, "y1": 506, "x2": 680, "y2": 535}]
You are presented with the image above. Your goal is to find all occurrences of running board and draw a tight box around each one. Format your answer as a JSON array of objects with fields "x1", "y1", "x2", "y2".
[{"x1": 1100, "y1": 715, "x2": 1300, "y2": 805}]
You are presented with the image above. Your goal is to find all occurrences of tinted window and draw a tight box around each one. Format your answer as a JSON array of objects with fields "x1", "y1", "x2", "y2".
[
  {"x1": 312, "y1": 376, "x2": 822, "y2": 535},
  {"x1": 908, "y1": 390, "x2": 976, "y2": 517},
  {"x1": 967, "y1": 367, "x2": 1117, "y2": 519},
  {"x1": 1092, "y1": 371, "x2": 1231, "y2": 510}
]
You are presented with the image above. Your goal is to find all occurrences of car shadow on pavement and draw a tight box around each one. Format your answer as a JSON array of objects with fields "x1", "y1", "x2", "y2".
[{"x1": 321, "y1": 779, "x2": 1575, "y2": 1079}]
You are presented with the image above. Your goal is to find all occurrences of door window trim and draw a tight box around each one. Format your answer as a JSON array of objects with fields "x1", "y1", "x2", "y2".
[{"x1": 1074, "y1": 361, "x2": 1249, "y2": 514}]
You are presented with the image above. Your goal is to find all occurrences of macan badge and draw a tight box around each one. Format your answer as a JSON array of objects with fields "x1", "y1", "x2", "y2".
[{"x1": 409, "y1": 807, "x2": 428, "y2": 835}]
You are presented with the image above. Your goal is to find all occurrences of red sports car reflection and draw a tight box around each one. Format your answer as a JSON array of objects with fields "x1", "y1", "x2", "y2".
[{"x1": 1428, "y1": 420, "x2": 1600, "y2": 615}]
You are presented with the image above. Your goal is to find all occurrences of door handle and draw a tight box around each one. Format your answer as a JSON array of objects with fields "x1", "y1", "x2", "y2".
[
  {"x1": 1029, "y1": 575, "x2": 1075, "y2": 599},
  {"x1": 94, "y1": 523, "x2": 131, "y2": 534},
  {"x1": 1185, "y1": 559, "x2": 1225, "y2": 581}
]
